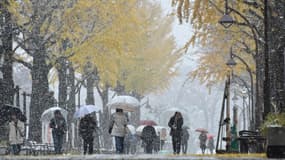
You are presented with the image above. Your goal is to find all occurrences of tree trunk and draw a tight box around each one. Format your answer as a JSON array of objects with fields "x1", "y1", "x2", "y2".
[
  {"x1": 29, "y1": 52, "x2": 49, "y2": 142},
  {"x1": 100, "y1": 85, "x2": 113, "y2": 149},
  {"x1": 57, "y1": 58, "x2": 68, "y2": 108},
  {"x1": 1, "y1": 8, "x2": 14, "y2": 105},
  {"x1": 67, "y1": 63, "x2": 76, "y2": 150},
  {"x1": 86, "y1": 75, "x2": 95, "y2": 105}
]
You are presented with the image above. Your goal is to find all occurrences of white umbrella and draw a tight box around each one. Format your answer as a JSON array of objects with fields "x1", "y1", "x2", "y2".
[
  {"x1": 74, "y1": 105, "x2": 101, "y2": 119},
  {"x1": 41, "y1": 107, "x2": 68, "y2": 122},
  {"x1": 136, "y1": 125, "x2": 167, "y2": 135},
  {"x1": 127, "y1": 125, "x2": 136, "y2": 134},
  {"x1": 136, "y1": 125, "x2": 146, "y2": 134},
  {"x1": 108, "y1": 96, "x2": 140, "y2": 112}
]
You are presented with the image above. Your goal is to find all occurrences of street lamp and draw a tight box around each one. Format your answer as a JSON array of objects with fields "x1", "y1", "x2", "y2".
[
  {"x1": 226, "y1": 46, "x2": 254, "y2": 130},
  {"x1": 219, "y1": 0, "x2": 235, "y2": 28},
  {"x1": 219, "y1": 14, "x2": 235, "y2": 28},
  {"x1": 226, "y1": 47, "x2": 237, "y2": 68}
]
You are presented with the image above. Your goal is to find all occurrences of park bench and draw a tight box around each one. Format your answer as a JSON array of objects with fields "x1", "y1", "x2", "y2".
[{"x1": 237, "y1": 130, "x2": 266, "y2": 153}]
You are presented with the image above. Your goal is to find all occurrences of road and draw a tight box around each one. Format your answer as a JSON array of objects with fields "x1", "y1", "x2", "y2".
[{"x1": 0, "y1": 154, "x2": 271, "y2": 160}]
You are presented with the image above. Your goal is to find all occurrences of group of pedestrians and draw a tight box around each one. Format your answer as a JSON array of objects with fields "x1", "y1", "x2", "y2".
[
  {"x1": 7, "y1": 108, "x2": 212, "y2": 155},
  {"x1": 199, "y1": 131, "x2": 215, "y2": 154}
]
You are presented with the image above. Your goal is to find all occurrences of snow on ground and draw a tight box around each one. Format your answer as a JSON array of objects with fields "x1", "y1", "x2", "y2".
[{"x1": 0, "y1": 154, "x2": 268, "y2": 160}]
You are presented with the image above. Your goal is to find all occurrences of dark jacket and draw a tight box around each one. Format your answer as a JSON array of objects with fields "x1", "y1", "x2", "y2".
[
  {"x1": 168, "y1": 116, "x2": 183, "y2": 136},
  {"x1": 199, "y1": 133, "x2": 207, "y2": 148},
  {"x1": 181, "y1": 128, "x2": 190, "y2": 143},
  {"x1": 50, "y1": 116, "x2": 67, "y2": 135},
  {"x1": 79, "y1": 116, "x2": 97, "y2": 139},
  {"x1": 141, "y1": 126, "x2": 156, "y2": 144}
]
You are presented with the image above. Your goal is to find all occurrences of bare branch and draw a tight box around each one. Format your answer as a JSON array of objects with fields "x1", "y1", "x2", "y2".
[{"x1": 12, "y1": 57, "x2": 32, "y2": 70}]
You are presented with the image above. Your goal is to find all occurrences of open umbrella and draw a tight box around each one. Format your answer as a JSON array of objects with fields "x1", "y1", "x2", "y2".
[
  {"x1": 195, "y1": 128, "x2": 208, "y2": 133},
  {"x1": 136, "y1": 125, "x2": 166, "y2": 135},
  {"x1": 108, "y1": 96, "x2": 139, "y2": 112},
  {"x1": 139, "y1": 120, "x2": 157, "y2": 126},
  {"x1": 0, "y1": 104, "x2": 26, "y2": 125},
  {"x1": 74, "y1": 105, "x2": 101, "y2": 119},
  {"x1": 41, "y1": 107, "x2": 68, "y2": 122},
  {"x1": 207, "y1": 134, "x2": 215, "y2": 139}
]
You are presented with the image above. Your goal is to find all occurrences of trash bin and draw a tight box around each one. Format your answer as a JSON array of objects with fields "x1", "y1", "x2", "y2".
[
  {"x1": 266, "y1": 126, "x2": 285, "y2": 158},
  {"x1": 239, "y1": 137, "x2": 249, "y2": 153}
]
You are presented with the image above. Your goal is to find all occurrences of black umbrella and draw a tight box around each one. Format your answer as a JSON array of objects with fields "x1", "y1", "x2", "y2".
[{"x1": 0, "y1": 104, "x2": 26, "y2": 125}]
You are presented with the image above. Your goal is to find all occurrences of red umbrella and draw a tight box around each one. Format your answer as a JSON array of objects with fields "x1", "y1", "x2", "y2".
[
  {"x1": 195, "y1": 128, "x2": 208, "y2": 133},
  {"x1": 207, "y1": 134, "x2": 214, "y2": 139},
  {"x1": 139, "y1": 120, "x2": 157, "y2": 126}
]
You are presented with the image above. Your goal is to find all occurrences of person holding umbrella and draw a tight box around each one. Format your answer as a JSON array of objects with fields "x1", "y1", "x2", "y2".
[
  {"x1": 49, "y1": 110, "x2": 67, "y2": 154},
  {"x1": 168, "y1": 112, "x2": 184, "y2": 155},
  {"x1": 207, "y1": 135, "x2": 215, "y2": 154},
  {"x1": 9, "y1": 113, "x2": 25, "y2": 155},
  {"x1": 199, "y1": 131, "x2": 207, "y2": 154},
  {"x1": 109, "y1": 108, "x2": 128, "y2": 154},
  {"x1": 79, "y1": 114, "x2": 97, "y2": 155}
]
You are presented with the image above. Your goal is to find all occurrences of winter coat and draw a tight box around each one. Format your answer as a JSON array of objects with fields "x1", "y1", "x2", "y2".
[
  {"x1": 141, "y1": 126, "x2": 156, "y2": 144},
  {"x1": 110, "y1": 112, "x2": 128, "y2": 137},
  {"x1": 199, "y1": 133, "x2": 207, "y2": 148},
  {"x1": 79, "y1": 116, "x2": 97, "y2": 139},
  {"x1": 181, "y1": 128, "x2": 190, "y2": 143},
  {"x1": 207, "y1": 138, "x2": 215, "y2": 150},
  {"x1": 49, "y1": 116, "x2": 67, "y2": 136},
  {"x1": 9, "y1": 120, "x2": 25, "y2": 145},
  {"x1": 168, "y1": 116, "x2": 183, "y2": 137},
  {"x1": 160, "y1": 128, "x2": 167, "y2": 141}
]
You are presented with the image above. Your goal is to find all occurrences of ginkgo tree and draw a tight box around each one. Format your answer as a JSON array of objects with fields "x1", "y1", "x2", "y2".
[
  {"x1": 171, "y1": 0, "x2": 268, "y2": 128},
  {"x1": 8, "y1": 0, "x2": 182, "y2": 144},
  {"x1": 172, "y1": 0, "x2": 258, "y2": 85}
]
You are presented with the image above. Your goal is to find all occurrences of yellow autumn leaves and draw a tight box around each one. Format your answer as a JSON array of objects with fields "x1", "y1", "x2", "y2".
[
  {"x1": 172, "y1": 0, "x2": 257, "y2": 86},
  {"x1": 8, "y1": 0, "x2": 182, "y2": 95}
]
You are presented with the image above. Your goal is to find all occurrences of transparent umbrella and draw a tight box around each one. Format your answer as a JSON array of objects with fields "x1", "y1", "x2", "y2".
[
  {"x1": 41, "y1": 107, "x2": 68, "y2": 122},
  {"x1": 74, "y1": 105, "x2": 101, "y2": 119},
  {"x1": 108, "y1": 96, "x2": 140, "y2": 112}
]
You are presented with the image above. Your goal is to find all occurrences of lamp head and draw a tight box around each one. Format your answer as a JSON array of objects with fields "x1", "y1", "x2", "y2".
[{"x1": 219, "y1": 14, "x2": 234, "y2": 28}]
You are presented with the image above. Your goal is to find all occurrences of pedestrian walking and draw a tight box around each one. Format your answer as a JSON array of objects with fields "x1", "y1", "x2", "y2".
[
  {"x1": 160, "y1": 128, "x2": 167, "y2": 150},
  {"x1": 168, "y1": 112, "x2": 183, "y2": 155},
  {"x1": 109, "y1": 109, "x2": 128, "y2": 154},
  {"x1": 181, "y1": 127, "x2": 190, "y2": 154},
  {"x1": 79, "y1": 114, "x2": 97, "y2": 155},
  {"x1": 49, "y1": 110, "x2": 67, "y2": 154},
  {"x1": 207, "y1": 137, "x2": 215, "y2": 154},
  {"x1": 153, "y1": 133, "x2": 160, "y2": 153},
  {"x1": 124, "y1": 129, "x2": 132, "y2": 154},
  {"x1": 141, "y1": 125, "x2": 157, "y2": 154},
  {"x1": 199, "y1": 132, "x2": 207, "y2": 154},
  {"x1": 9, "y1": 113, "x2": 25, "y2": 155}
]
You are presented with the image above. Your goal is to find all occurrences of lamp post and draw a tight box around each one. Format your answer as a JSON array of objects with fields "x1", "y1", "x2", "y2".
[
  {"x1": 232, "y1": 75, "x2": 251, "y2": 130},
  {"x1": 241, "y1": 89, "x2": 248, "y2": 130},
  {"x1": 219, "y1": 0, "x2": 235, "y2": 28},
  {"x1": 226, "y1": 47, "x2": 254, "y2": 130},
  {"x1": 219, "y1": 0, "x2": 264, "y2": 130},
  {"x1": 232, "y1": 92, "x2": 239, "y2": 127}
]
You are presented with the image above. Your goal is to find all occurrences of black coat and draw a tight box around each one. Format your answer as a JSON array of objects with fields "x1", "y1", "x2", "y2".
[
  {"x1": 168, "y1": 116, "x2": 183, "y2": 137},
  {"x1": 79, "y1": 116, "x2": 97, "y2": 139},
  {"x1": 181, "y1": 128, "x2": 190, "y2": 143},
  {"x1": 141, "y1": 125, "x2": 156, "y2": 144},
  {"x1": 50, "y1": 116, "x2": 67, "y2": 135}
]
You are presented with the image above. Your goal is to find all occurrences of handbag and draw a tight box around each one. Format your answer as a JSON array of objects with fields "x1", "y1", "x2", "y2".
[{"x1": 108, "y1": 121, "x2": 114, "y2": 134}]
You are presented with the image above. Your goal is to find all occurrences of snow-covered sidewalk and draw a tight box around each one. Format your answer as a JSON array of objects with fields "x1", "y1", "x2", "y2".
[{"x1": 0, "y1": 154, "x2": 267, "y2": 160}]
